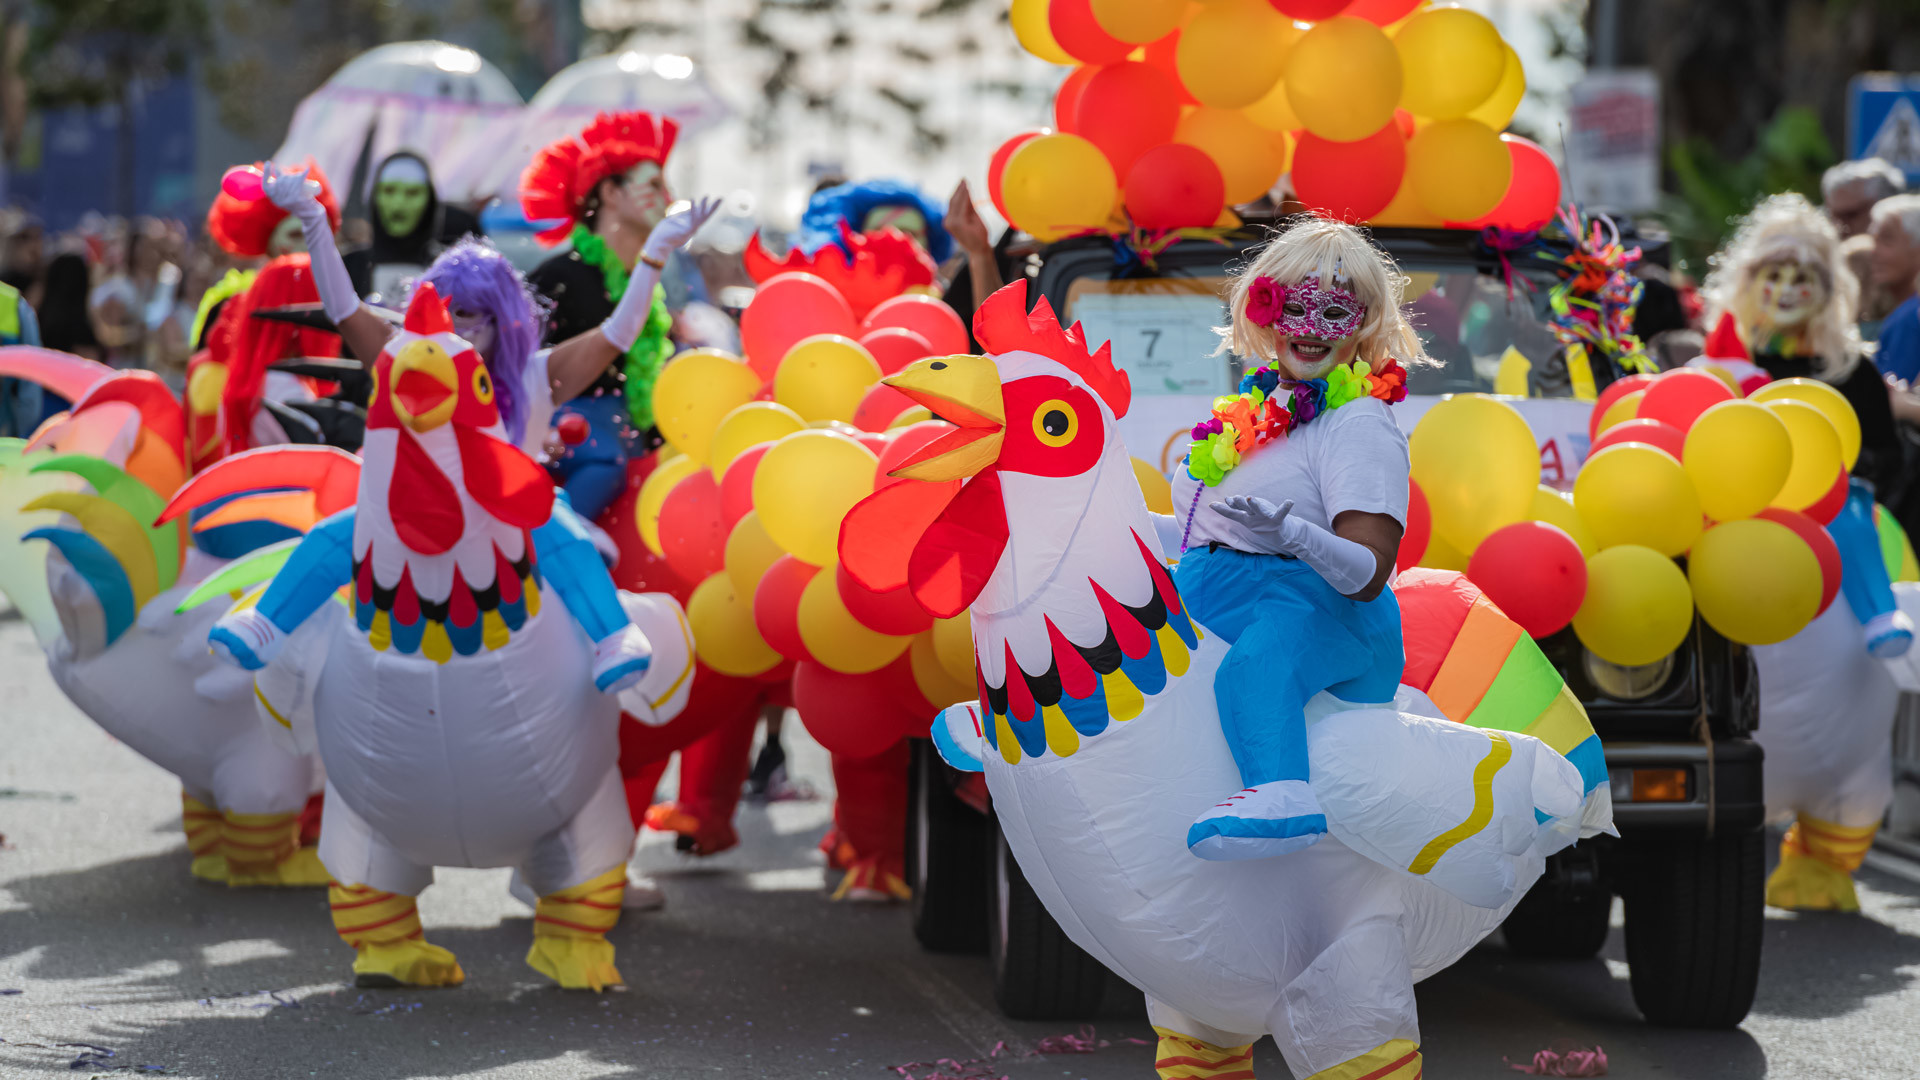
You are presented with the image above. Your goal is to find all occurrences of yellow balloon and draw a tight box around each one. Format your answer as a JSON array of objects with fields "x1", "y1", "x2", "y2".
[
  {"x1": 1682, "y1": 400, "x2": 1791, "y2": 521},
  {"x1": 724, "y1": 510, "x2": 785, "y2": 598},
  {"x1": 1176, "y1": 0, "x2": 1299, "y2": 108},
  {"x1": 1763, "y1": 399, "x2": 1843, "y2": 512},
  {"x1": 1010, "y1": 0, "x2": 1074, "y2": 64},
  {"x1": 1091, "y1": 0, "x2": 1185, "y2": 44},
  {"x1": 651, "y1": 348, "x2": 762, "y2": 464},
  {"x1": 1394, "y1": 5, "x2": 1505, "y2": 120},
  {"x1": 1243, "y1": 77, "x2": 1299, "y2": 133},
  {"x1": 1176, "y1": 108, "x2": 1292, "y2": 206},
  {"x1": 1573, "y1": 545, "x2": 1694, "y2": 666},
  {"x1": 1465, "y1": 44, "x2": 1525, "y2": 130},
  {"x1": 1406, "y1": 118, "x2": 1511, "y2": 222},
  {"x1": 798, "y1": 562, "x2": 913, "y2": 674},
  {"x1": 931, "y1": 611, "x2": 974, "y2": 684},
  {"x1": 889, "y1": 406, "x2": 935, "y2": 429},
  {"x1": 688, "y1": 571, "x2": 781, "y2": 677},
  {"x1": 1594, "y1": 388, "x2": 1643, "y2": 435},
  {"x1": 709, "y1": 401, "x2": 807, "y2": 480},
  {"x1": 636, "y1": 454, "x2": 701, "y2": 557},
  {"x1": 910, "y1": 631, "x2": 976, "y2": 708},
  {"x1": 1750, "y1": 378, "x2": 1861, "y2": 470},
  {"x1": 751, "y1": 430, "x2": 878, "y2": 566},
  {"x1": 1419, "y1": 530, "x2": 1472, "y2": 571},
  {"x1": 1373, "y1": 176, "x2": 1446, "y2": 227},
  {"x1": 1286, "y1": 17, "x2": 1402, "y2": 141},
  {"x1": 1529, "y1": 485, "x2": 1596, "y2": 558},
  {"x1": 1688, "y1": 519, "x2": 1821, "y2": 645},
  {"x1": 1133, "y1": 456, "x2": 1174, "y2": 515},
  {"x1": 1573, "y1": 444, "x2": 1703, "y2": 556},
  {"x1": 772, "y1": 334, "x2": 882, "y2": 424},
  {"x1": 1001, "y1": 133, "x2": 1119, "y2": 242},
  {"x1": 1409, "y1": 394, "x2": 1539, "y2": 554}
]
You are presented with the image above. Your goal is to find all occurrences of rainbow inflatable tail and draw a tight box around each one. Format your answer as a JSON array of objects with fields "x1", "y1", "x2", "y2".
[
  {"x1": 20, "y1": 453, "x2": 185, "y2": 653},
  {"x1": 1395, "y1": 568, "x2": 1612, "y2": 835}
]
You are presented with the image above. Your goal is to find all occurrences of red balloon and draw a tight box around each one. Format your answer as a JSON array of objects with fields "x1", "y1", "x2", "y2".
[
  {"x1": 1467, "y1": 521, "x2": 1588, "y2": 638},
  {"x1": 1588, "y1": 373, "x2": 1657, "y2": 441},
  {"x1": 740, "y1": 273, "x2": 857, "y2": 381},
  {"x1": 792, "y1": 657, "x2": 923, "y2": 759},
  {"x1": 1471, "y1": 136, "x2": 1561, "y2": 232},
  {"x1": 1804, "y1": 468, "x2": 1850, "y2": 525},
  {"x1": 858, "y1": 326, "x2": 934, "y2": 377},
  {"x1": 861, "y1": 294, "x2": 971, "y2": 356},
  {"x1": 988, "y1": 131, "x2": 1044, "y2": 222},
  {"x1": 603, "y1": 454, "x2": 690, "y2": 602},
  {"x1": 718, "y1": 443, "x2": 769, "y2": 529},
  {"x1": 1292, "y1": 124, "x2": 1405, "y2": 223},
  {"x1": 874, "y1": 420, "x2": 957, "y2": 489},
  {"x1": 1637, "y1": 368, "x2": 1735, "y2": 434},
  {"x1": 1591, "y1": 417, "x2": 1687, "y2": 460},
  {"x1": 1141, "y1": 28, "x2": 1197, "y2": 106},
  {"x1": 853, "y1": 382, "x2": 916, "y2": 433},
  {"x1": 1054, "y1": 66, "x2": 1098, "y2": 134},
  {"x1": 836, "y1": 562, "x2": 934, "y2": 636},
  {"x1": 1125, "y1": 143, "x2": 1226, "y2": 231},
  {"x1": 1340, "y1": 0, "x2": 1420, "y2": 23},
  {"x1": 1400, "y1": 478, "x2": 1431, "y2": 571},
  {"x1": 1076, "y1": 61, "x2": 1183, "y2": 179},
  {"x1": 556, "y1": 412, "x2": 591, "y2": 445},
  {"x1": 1271, "y1": 0, "x2": 1353, "y2": 17},
  {"x1": 1755, "y1": 507, "x2": 1842, "y2": 616},
  {"x1": 658, "y1": 470, "x2": 727, "y2": 585},
  {"x1": 754, "y1": 555, "x2": 819, "y2": 664},
  {"x1": 1049, "y1": 0, "x2": 1132, "y2": 64}
]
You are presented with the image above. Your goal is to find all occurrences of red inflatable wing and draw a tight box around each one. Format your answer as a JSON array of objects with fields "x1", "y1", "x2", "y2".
[
  {"x1": 839, "y1": 475, "x2": 963, "y2": 594},
  {"x1": 907, "y1": 469, "x2": 1009, "y2": 620}
]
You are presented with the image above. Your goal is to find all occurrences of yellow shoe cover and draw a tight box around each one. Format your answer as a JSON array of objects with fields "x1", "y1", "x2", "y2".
[
  {"x1": 352, "y1": 938, "x2": 466, "y2": 988},
  {"x1": 190, "y1": 853, "x2": 230, "y2": 883},
  {"x1": 226, "y1": 845, "x2": 332, "y2": 888},
  {"x1": 526, "y1": 934, "x2": 624, "y2": 992},
  {"x1": 1766, "y1": 850, "x2": 1861, "y2": 912},
  {"x1": 1304, "y1": 1039, "x2": 1422, "y2": 1080},
  {"x1": 1152, "y1": 1027, "x2": 1255, "y2": 1079}
]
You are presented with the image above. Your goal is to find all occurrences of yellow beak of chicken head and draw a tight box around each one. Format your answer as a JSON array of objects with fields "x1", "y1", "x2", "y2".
[
  {"x1": 389, "y1": 338, "x2": 458, "y2": 433},
  {"x1": 882, "y1": 353, "x2": 1005, "y2": 483}
]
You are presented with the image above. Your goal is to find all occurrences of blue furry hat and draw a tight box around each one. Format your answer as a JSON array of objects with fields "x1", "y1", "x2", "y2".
[{"x1": 797, "y1": 179, "x2": 952, "y2": 263}]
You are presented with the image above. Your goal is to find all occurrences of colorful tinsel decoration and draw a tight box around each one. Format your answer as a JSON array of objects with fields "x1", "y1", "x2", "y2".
[{"x1": 1537, "y1": 206, "x2": 1657, "y2": 379}]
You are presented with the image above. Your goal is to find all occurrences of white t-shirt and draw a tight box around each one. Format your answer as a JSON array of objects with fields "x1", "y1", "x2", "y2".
[{"x1": 1168, "y1": 396, "x2": 1410, "y2": 554}]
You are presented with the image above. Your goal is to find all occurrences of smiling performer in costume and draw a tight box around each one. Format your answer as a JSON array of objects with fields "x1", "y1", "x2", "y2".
[{"x1": 1155, "y1": 216, "x2": 1417, "y2": 860}]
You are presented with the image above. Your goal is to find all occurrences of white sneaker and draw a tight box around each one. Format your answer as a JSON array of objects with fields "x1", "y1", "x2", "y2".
[{"x1": 1186, "y1": 779, "x2": 1328, "y2": 861}]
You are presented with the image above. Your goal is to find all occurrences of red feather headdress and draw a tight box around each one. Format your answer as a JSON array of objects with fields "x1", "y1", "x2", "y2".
[
  {"x1": 519, "y1": 110, "x2": 680, "y2": 245},
  {"x1": 206, "y1": 160, "x2": 339, "y2": 258}
]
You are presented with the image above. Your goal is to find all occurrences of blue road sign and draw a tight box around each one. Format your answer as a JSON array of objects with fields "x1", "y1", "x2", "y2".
[{"x1": 1850, "y1": 73, "x2": 1920, "y2": 184}]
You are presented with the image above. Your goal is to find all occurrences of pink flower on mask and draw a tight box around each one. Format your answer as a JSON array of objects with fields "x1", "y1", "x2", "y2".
[{"x1": 1246, "y1": 276, "x2": 1283, "y2": 328}]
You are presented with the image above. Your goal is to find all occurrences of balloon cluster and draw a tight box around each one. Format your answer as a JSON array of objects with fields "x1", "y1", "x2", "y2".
[
  {"x1": 998, "y1": 0, "x2": 1559, "y2": 238},
  {"x1": 1405, "y1": 370, "x2": 1878, "y2": 664}
]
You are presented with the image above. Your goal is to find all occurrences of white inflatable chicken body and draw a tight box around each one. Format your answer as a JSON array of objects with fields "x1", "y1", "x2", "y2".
[
  {"x1": 0, "y1": 355, "x2": 328, "y2": 887},
  {"x1": 181, "y1": 285, "x2": 689, "y2": 991},
  {"x1": 844, "y1": 284, "x2": 1611, "y2": 1080}
]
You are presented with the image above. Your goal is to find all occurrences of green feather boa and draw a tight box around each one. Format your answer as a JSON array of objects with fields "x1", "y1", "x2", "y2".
[{"x1": 570, "y1": 225, "x2": 673, "y2": 431}]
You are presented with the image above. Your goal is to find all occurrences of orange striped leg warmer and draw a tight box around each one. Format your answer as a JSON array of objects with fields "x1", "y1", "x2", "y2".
[
  {"x1": 1768, "y1": 815, "x2": 1877, "y2": 912},
  {"x1": 527, "y1": 866, "x2": 625, "y2": 991},
  {"x1": 1305, "y1": 1039, "x2": 1421, "y2": 1080},
  {"x1": 182, "y1": 793, "x2": 226, "y2": 882},
  {"x1": 329, "y1": 880, "x2": 464, "y2": 987},
  {"x1": 1153, "y1": 1027, "x2": 1256, "y2": 1080}
]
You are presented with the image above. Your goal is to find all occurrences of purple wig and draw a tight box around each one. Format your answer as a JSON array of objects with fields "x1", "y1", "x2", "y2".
[{"x1": 413, "y1": 238, "x2": 548, "y2": 445}]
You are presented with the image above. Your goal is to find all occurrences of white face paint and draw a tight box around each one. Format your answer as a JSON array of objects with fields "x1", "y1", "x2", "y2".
[
  {"x1": 1750, "y1": 262, "x2": 1827, "y2": 331},
  {"x1": 267, "y1": 215, "x2": 305, "y2": 257},
  {"x1": 620, "y1": 161, "x2": 670, "y2": 231}
]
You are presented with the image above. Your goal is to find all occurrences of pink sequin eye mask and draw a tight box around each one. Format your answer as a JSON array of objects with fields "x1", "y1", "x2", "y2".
[{"x1": 1246, "y1": 275, "x2": 1367, "y2": 340}]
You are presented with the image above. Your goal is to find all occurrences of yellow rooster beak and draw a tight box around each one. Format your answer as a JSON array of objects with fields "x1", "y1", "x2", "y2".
[
  {"x1": 390, "y1": 339, "x2": 458, "y2": 433},
  {"x1": 883, "y1": 354, "x2": 1005, "y2": 482}
]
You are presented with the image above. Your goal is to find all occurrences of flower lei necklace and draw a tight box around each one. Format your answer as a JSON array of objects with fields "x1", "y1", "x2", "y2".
[{"x1": 1185, "y1": 356, "x2": 1408, "y2": 488}]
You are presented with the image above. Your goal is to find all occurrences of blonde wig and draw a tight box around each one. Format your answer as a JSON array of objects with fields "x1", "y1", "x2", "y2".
[
  {"x1": 1704, "y1": 192, "x2": 1861, "y2": 379},
  {"x1": 1217, "y1": 215, "x2": 1431, "y2": 368}
]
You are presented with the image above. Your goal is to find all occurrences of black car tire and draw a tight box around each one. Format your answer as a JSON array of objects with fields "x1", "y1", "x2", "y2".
[
  {"x1": 1621, "y1": 827, "x2": 1765, "y2": 1028},
  {"x1": 988, "y1": 821, "x2": 1108, "y2": 1020},
  {"x1": 1501, "y1": 880, "x2": 1613, "y2": 960},
  {"x1": 907, "y1": 740, "x2": 991, "y2": 954}
]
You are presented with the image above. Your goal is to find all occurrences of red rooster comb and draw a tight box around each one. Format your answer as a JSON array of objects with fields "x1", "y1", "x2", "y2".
[
  {"x1": 206, "y1": 159, "x2": 339, "y2": 258},
  {"x1": 405, "y1": 282, "x2": 455, "y2": 336},
  {"x1": 1703, "y1": 311, "x2": 1748, "y2": 361},
  {"x1": 742, "y1": 223, "x2": 938, "y2": 319},
  {"x1": 974, "y1": 281, "x2": 1131, "y2": 419},
  {"x1": 519, "y1": 110, "x2": 680, "y2": 245}
]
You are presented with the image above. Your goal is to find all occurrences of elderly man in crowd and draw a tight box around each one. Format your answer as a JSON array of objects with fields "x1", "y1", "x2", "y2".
[
  {"x1": 1825, "y1": 158, "x2": 1908, "y2": 240},
  {"x1": 1874, "y1": 194, "x2": 1920, "y2": 386}
]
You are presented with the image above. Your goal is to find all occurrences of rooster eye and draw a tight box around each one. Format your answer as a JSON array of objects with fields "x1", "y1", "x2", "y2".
[
  {"x1": 1032, "y1": 399, "x2": 1078, "y2": 447},
  {"x1": 471, "y1": 368, "x2": 495, "y2": 405}
]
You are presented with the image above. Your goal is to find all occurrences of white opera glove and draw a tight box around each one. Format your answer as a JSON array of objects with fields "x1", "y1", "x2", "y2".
[
  {"x1": 601, "y1": 196, "x2": 723, "y2": 352},
  {"x1": 1210, "y1": 495, "x2": 1379, "y2": 597},
  {"x1": 261, "y1": 161, "x2": 360, "y2": 325}
]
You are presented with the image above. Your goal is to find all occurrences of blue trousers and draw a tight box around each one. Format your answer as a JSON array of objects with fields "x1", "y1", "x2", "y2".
[
  {"x1": 548, "y1": 394, "x2": 636, "y2": 522},
  {"x1": 1173, "y1": 546, "x2": 1404, "y2": 788}
]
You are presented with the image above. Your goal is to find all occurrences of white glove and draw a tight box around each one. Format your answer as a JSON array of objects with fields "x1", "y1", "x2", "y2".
[
  {"x1": 602, "y1": 196, "x2": 723, "y2": 352},
  {"x1": 1210, "y1": 495, "x2": 1379, "y2": 597},
  {"x1": 261, "y1": 161, "x2": 360, "y2": 325}
]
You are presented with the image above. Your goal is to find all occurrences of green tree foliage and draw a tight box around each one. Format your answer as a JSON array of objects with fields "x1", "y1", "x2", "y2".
[{"x1": 1662, "y1": 106, "x2": 1836, "y2": 273}]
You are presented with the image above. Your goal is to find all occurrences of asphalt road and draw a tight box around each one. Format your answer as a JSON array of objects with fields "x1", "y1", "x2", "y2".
[{"x1": 4, "y1": 608, "x2": 1920, "y2": 1080}]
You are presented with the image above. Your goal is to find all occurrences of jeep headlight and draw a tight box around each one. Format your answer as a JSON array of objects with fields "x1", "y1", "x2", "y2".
[{"x1": 1583, "y1": 649, "x2": 1675, "y2": 701}]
